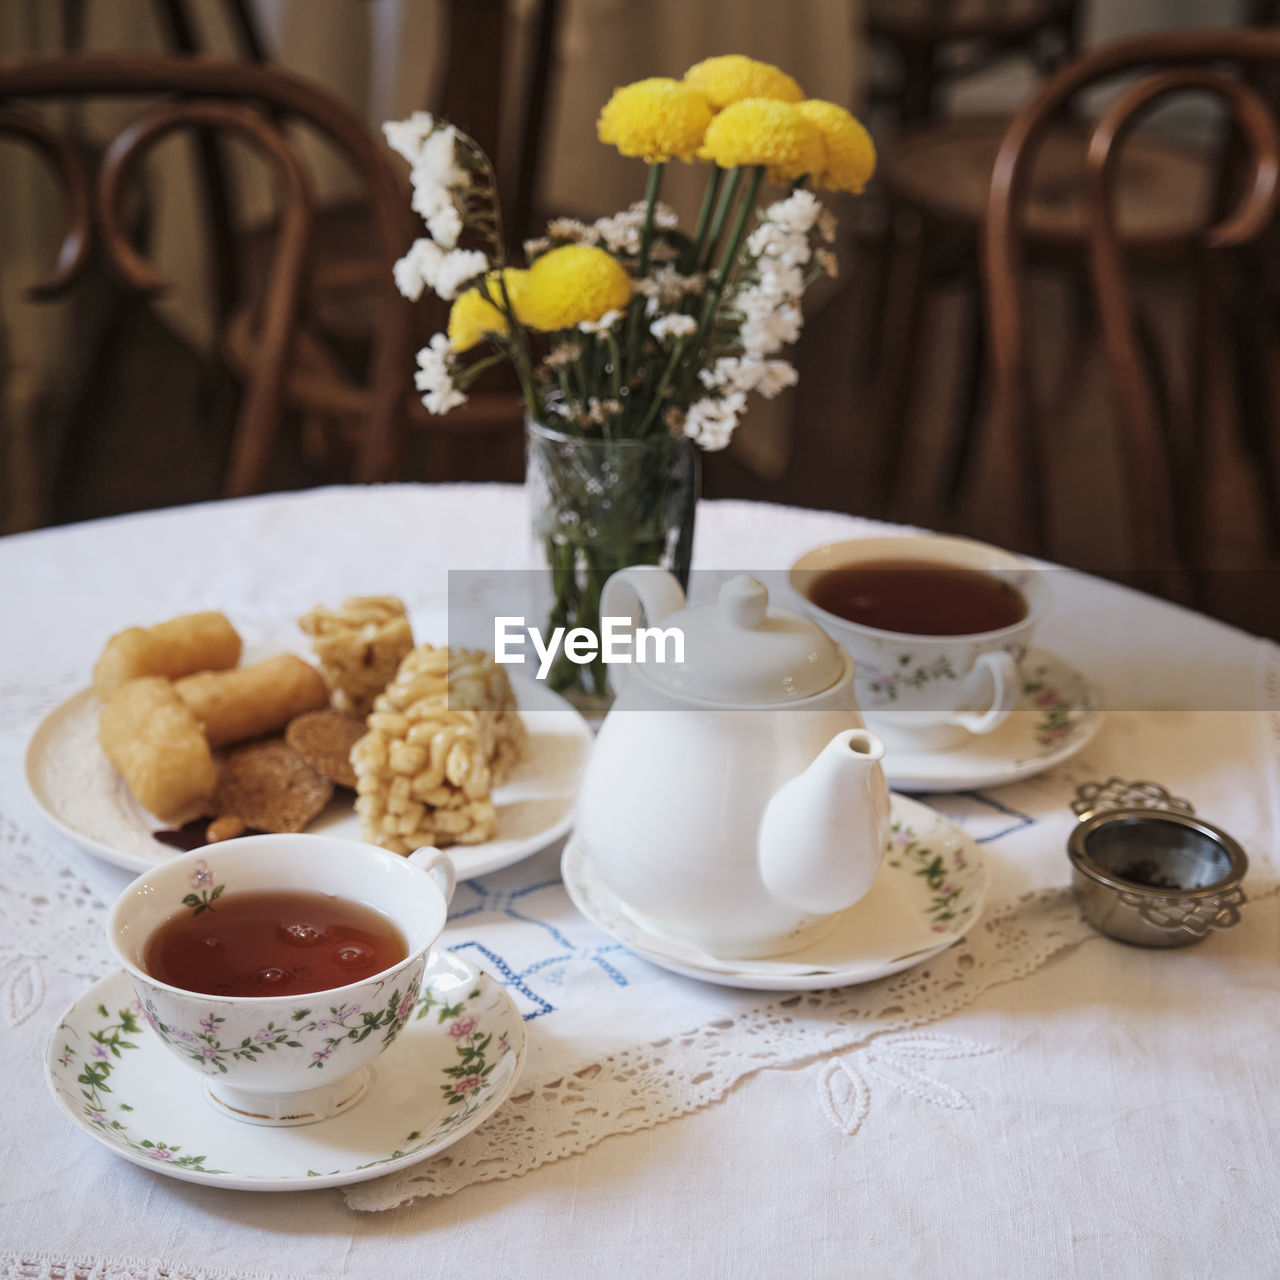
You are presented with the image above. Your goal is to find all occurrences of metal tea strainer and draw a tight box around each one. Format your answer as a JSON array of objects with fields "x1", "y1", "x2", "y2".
[{"x1": 1068, "y1": 778, "x2": 1249, "y2": 947}]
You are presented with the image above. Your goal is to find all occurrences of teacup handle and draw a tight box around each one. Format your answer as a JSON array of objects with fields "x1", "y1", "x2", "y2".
[
  {"x1": 949, "y1": 651, "x2": 1019, "y2": 736},
  {"x1": 409, "y1": 846, "x2": 456, "y2": 907}
]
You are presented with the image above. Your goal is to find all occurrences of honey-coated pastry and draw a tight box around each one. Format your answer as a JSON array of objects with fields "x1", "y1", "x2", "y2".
[
  {"x1": 93, "y1": 611, "x2": 242, "y2": 699},
  {"x1": 174, "y1": 654, "x2": 328, "y2": 748},
  {"x1": 298, "y1": 596, "x2": 414, "y2": 717},
  {"x1": 351, "y1": 645, "x2": 527, "y2": 853},
  {"x1": 98, "y1": 677, "x2": 217, "y2": 822}
]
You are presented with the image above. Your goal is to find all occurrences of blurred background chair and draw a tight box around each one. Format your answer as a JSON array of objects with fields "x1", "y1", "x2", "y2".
[
  {"x1": 0, "y1": 55, "x2": 418, "y2": 511},
  {"x1": 983, "y1": 26, "x2": 1280, "y2": 611},
  {"x1": 865, "y1": 0, "x2": 1080, "y2": 127},
  {"x1": 867, "y1": 0, "x2": 1228, "y2": 515}
]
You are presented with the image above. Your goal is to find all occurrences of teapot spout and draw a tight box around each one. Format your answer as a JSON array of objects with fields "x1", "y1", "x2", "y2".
[{"x1": 757, "y1": 729, "x2": 891, "y2": 916}]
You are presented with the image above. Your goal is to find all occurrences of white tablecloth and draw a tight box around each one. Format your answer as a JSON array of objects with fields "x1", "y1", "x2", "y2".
[{"x1": 1, "y1": 485, "x2": 1277, "y2": 1279}]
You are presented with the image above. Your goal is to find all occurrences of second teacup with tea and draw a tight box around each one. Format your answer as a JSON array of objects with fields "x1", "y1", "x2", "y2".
[{"x1": 790, "y1": 535, "x2": 1049, "y2": 752}]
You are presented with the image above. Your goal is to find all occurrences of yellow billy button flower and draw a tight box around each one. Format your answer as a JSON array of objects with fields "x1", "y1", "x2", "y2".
[
  {"x1": 796, "y1": 100, "x2": 877, "y2": 193},
  {"x1": 447, "y1": 269, "x2": 530, "y2": 353},
  {"x1": 683, "y1": 55, "x2": 803, "y2": 111},
  {"x1": 597, "y1": 77, "x2": 713, "y2": 164},
  {"x1": 699, "y1": 98, "x2": 824, "y2": 182},
  {"x1": 521, "y1": 245, "x2": 631, "y2": 331}
]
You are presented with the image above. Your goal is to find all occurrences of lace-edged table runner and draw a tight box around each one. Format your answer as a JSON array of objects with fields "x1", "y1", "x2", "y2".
[{"x1": 2, "y1": 485, "x2": 1277, "y2": 1277}]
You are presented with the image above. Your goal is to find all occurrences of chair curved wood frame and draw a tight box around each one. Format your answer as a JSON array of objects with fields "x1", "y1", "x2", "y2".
[
  {"x1": 0, "y1": 54, "x2": 419, "y2": 495},
  {"x1": 984, "y1": 29, "x2": 1280, "y2": 571}
]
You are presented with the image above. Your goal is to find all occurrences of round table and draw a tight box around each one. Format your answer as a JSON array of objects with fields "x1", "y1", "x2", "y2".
[{"x1": 2, "y1": 485, "x2": 1276, "y2": 1279}]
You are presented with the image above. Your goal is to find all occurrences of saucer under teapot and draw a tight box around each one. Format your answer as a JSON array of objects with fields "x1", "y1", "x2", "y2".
[{"x1": 575, "y1": 569, "x2": 892, "y2": 960}]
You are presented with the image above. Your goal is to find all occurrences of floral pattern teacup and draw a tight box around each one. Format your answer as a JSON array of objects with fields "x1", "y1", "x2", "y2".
[
  {"x1": 107, "y1": 834, "x2": 455, "y2": 1127},
  {"x1": 791, "y1": 535, "x2": 1050, "y2": 752}
]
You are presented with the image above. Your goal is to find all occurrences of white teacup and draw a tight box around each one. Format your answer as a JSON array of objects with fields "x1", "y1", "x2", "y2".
[
  {"x1": 107, "y1": 834, "x2": 455, "y2": 1127},
  {"x1": 790, "y1": 535, "x2": 1049, "y2": 752}
]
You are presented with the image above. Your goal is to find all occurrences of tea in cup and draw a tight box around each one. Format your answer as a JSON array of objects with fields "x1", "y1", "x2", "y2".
[
  {"x1": 790, "y1": 535, "x2": 1049, "y2": 751},
  {"x1": 107, "y1": 834, "x2": 455, "y2": 1126}
]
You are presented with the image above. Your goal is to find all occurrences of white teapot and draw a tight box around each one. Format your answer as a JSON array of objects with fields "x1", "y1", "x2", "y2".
[{"x1": 576, "y1": 568, "x2": 891, "y2": 960}]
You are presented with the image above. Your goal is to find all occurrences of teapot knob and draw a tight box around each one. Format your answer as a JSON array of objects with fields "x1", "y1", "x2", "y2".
[{"x1": 719, "y1": 576, "x2": 769, "y2": 630}]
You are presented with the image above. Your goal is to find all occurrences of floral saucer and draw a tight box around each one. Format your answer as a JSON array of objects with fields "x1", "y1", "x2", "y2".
[
  {"x1": 45, "y1": 950, "x2": 525, "y2": 1191},
  {"x1": 878, "y1": 648, "x2": 1103, "y2": 793},
  {"x1": 562, "y1": 794, "x2": 986, "y2": 991},
  {"x1": 24, "y1": 672, "x2": 591, "y2": 877}
]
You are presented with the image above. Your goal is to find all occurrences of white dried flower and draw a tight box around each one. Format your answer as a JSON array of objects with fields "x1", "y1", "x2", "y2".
[
  {"x1": 426, "y1": 203, "x2": 463, "y2": 249},
  {"x1": 747, "y1": 221, "x2": 811, "y2": 268},
  {"x1": 578, "y1": 309, "x2": 624, "y2": 335},
  {"x1": 649, "y1": 240, "x2": 681, "y2": 263},
  {"x1": 392, "y1": 237, "x2": 444, "y2": 301},
  {"x1": 682, "y1": 391, "x2": 746, "y2": 451},
  {"x1": 764, "y1": 189, "x2": 822, "y2": 235},
  {"x1": 740, "y1": 302, "x2": 803, "y2": 356},
  {"x1": 382, "y1": 111, "x2": 438, "y2": 165},
  {"x1": 584, "y1": 397, "x2": 623, "y2": 425},
  {"x1": 752, "y1": 360, "x2": 799, "y2": 398},
  {"x1": 699, "y1": 356, "x2": 798, "y2": 399},
  {"x1": 634, "y1": 267, "x2": 706, "y2": 304},
  {"x1": 409, "y1": 174, "x2": 452, "y2": 223},
  {"x1": 817, "y1": 207, "x2": 838, "y2": 245},
  {"x1": 523, "y1": 236, "x2": 552, "y2": 259},
  {"x1": 619, "y1": 200, "x2": 679, "y2": 231},
  {"x1": 816, "y1": 248, "x2": 839, "y2": 279},
  {"x1": 433, "y1": 249, "x2": 489, "y2": 301},
  {"x1": 544, "y1": 341, "x2": 582, "y2": 369},
  {"x1": 650, "y1": 313, "x2": 698, "y2": 341},
  {"x1": 547, "y1": 217, "x2": 591, "y2": 242},
  {"x1": 419, "y1": 124, "x2": 467, "y2": 190},
  {"x1": 414, "y1": 334, "x2": 467, "y2": 415},
  {"x1": 591, "y1": 214, "x2": 641, "y2": 256}
]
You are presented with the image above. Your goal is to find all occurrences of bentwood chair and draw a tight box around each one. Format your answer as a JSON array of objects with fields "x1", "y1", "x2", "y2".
[
  {"x1": 984, "y1": 28, "x2": 1280, "y2": 593},
  {"x1": 0, "y1": 55, "x2": 418, "y2": 498},
  {"x1": 865, "y1": 0, "x2": 1080, "y2": 128}
]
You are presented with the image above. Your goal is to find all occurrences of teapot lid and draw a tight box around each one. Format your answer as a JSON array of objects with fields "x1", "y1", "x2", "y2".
[{"x1": 639, "y1": 575, "x2": 845, "y2": 704}]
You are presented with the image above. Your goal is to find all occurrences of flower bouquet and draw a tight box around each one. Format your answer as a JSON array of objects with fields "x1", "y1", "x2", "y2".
[{"x1": 384, "y1": 54, "x2": 874, "y2": 710}]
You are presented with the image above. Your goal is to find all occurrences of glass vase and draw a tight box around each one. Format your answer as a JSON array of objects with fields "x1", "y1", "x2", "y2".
[{"x1": 525, "y1": 418, "x2": 699, "y2": 717}]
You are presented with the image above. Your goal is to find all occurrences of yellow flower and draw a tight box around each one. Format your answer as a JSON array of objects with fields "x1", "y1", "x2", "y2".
[
  {"x1": 597, "y1": 77, "x2": 712, "y2": 163},
  {"x1": 447, "y1": 270, "x2": 529, "y2": 352},
  {"x1": 683, "y1": 55, "x2": 803, "y2": 111},
  {"x1": 699, "y1": 98, "x2": 823, "y2": 182},
  {"x1": 797, "y1": 100, "x2": 876, "y2": 193},
  {"x1": 521, "y1": 245, "x2": 631, "y2": 331}
]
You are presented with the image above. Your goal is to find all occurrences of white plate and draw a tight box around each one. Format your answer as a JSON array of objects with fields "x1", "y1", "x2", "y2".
[
  {"x1": 562, "y1": 793, "x2": 986, "y2": 991},
  {"x1": 24, "y1": 674, "x2": 592, "y2": 878},
  {"x1": 879, "y1": 648, "x2": 1103, "y2": 793},
  {"x1": 45, "y1": 950, "x2": 525, "y2": 1191}
]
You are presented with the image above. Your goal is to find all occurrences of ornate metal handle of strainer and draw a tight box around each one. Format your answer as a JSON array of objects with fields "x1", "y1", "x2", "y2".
[{"x1": 1069, "y1": 778, "x2": 1248, "y2": 942}]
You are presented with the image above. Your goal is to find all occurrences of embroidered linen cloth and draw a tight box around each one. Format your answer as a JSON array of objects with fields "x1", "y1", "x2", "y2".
[{"x1": 1, "y1": 486, "x2": 1276, "y2": 1277}]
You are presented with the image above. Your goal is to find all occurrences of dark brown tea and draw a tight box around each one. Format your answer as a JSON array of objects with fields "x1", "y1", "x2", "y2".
[
  {"x1": 808, "y1": 560, "x2": 1028, "y2": 636},
  {"x1": 144, "y1": 891, "x2": 408, "y2": 998}
]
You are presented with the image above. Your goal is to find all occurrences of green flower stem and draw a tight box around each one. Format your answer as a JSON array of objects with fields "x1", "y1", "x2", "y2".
[
  {"x1": 488, "y1": 275, "x2": 539, "y2": 412},
  {"x1": 700, "y1": 166, "x2": 742, "y2": 274},
  {"x1": 685, "y1": 165, "x2": 725, "y2": 273},
  {"x1": 623, "y1": 163, "x2": 666, "y2": 395},
  {"x1": 683, "y1": 165, "x2": 765, "y2": 395},
  {"x1": 636, "y1": 162, "x2": 665, "y2": 278},
  {"x1": 634, "y1": 337, "x2": 688, "y2": 437},
  {"x1": 606, "y1": 331, "x2": 624, "y2": 400}
]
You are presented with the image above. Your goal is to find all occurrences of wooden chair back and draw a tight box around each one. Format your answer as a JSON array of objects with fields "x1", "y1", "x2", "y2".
[
  {"x1": 0, "y1": 54, "x2": 418, "y2": 496},
  {"x1": 984, "y1": 29, "x2": 1280, "y2": 581},
  {"x1": 865, "y1": 0, "x2": 1080, "y2": 125}
]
